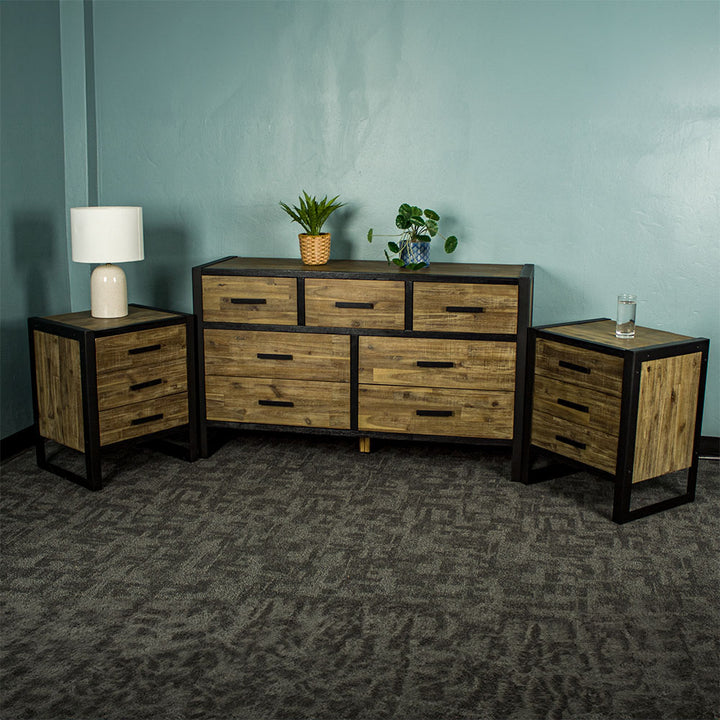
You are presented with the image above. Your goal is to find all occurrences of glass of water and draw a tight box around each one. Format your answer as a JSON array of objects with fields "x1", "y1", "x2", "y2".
[{"x1": 616, "y1": 294, "x2": 637, "y2": 338}]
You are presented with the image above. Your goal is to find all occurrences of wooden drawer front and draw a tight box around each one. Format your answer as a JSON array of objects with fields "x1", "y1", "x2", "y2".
[
  {"x1": 305, "y1": 279, "x2": 405, "y2": 330},
  {"x1": 95, "y1": 325, "x2": 186, "y2": 374},
  {"x1": 96, "y1": 359, "x2": 188, "y2": 411},
  {"x1": 532, "y1": 374, "x2": 621, "y2": 436},
  {"x1": 531, "y1": 409, "x2": 617, "y2": 474},
  {"x1": 204, "y1": 330, "x2": 349, "y2": 382},
  {"x1": 205, "y1": 376, "x2": 350, "y2": 429},
  {"x1": 358, "y1": 384, "x2": 513, "y2": 439},
  {"x1": 99, "y1": 393, "x2": 189, "y2": 446},
  {"x1": 358, "y1": 337, "x2": 516, "y2": 391},
  {"x1": 413, "y1": 283, "x2": 518, "y2": 334},
  {"x1": 202, "y1": 276, "x2": 297, "y2": 324},
  {"x1": 535, "y1": 339, "x2": 623, "y2": 397}
]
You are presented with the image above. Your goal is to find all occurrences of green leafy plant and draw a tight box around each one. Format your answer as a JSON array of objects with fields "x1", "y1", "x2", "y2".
[
  {"x1": 280, "y1": 191, "x2": 345, "y2": 235},
  {"x1": 367, "y1": 203, "x2": 459, "y2": 269}
]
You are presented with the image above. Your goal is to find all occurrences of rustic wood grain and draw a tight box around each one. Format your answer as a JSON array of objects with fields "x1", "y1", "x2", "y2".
[
  {"x1": 358, "y1": 336, "x2": 516, "y2": 390},
  {"x1": 304, "y1": 279, "x2": 405, "y2": 330},
  {"x1": 535, "y1": 339, "x2": 624, "y2": 397},
  {"x1": 357, "y1": 384, "x2": 514, "y2": 439},
  {"x1": 205, "y1": 376, "x2": 350, "y2": 429},
  {"x1": 633, "y1": 352, "x2": 702, "y2": 483},
  {"x1": 206, "y1": 256, "x2": 526, "y2": 279},
  {"x1": 532, "y1": 374, "x2": 621, "y2": 436},
  {"x1": 204, "y1": 330, "x2": 350, "y2": 382},
  {"x1": 96, "y1": 359, "x2": 188, "y2": 411},
  {"x1": 44, "y1": 306, "x2": 181, "y2": 332},
  {"x1": 548, "y1": 319, "x2": 692, "y2": 350},
  {"x1": 95, "y1": 324, "x2": 186, "y2": 374},
  {"x1": 34, "y1": 330, "x2": 85, "y2": 452},
  {"x1": 531, "y1": 408, "x2": 618, "y2": 474},
  {"x1": 412, "y1": 283, "x2": 518, "y2": 334},
  {"x1": 202, "y1": 276, "x2": 297, "y2": 324},
  {"x1": 98, "y1": 392, "x2": 189, "y2": 446}
]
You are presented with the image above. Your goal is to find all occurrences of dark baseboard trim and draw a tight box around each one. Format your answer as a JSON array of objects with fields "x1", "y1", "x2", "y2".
[
  {"x1": 1, "y1": 425, "x2": 35, "y2": 463},
  {"x1": 2, "y1": 425, "x2": 719, "y2": 464},
  {"x1": 698, "y1": 436, "x2": 720, "y2": 460}
]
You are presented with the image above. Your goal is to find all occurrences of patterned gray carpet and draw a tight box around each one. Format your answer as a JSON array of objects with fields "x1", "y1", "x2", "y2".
[{"x1": 1, "y1": 432, "x2": 718, "y2": 720}]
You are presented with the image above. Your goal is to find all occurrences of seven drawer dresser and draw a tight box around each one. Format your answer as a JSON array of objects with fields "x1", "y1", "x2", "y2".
[
  {"x1": 28, "y1": 305, "x2": 197, "y2": 490},
  {"x1": 193, "y1": 257, "x2": 534, "y2": 473}
]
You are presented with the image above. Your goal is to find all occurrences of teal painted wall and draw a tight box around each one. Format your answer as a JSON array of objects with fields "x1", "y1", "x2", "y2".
[
  {"x1": 1, "y1": 0, "x2": 718, "y2": 439},
  {"x1": 90, "y1": 0, "x2": 720, "y2": 436},
  {"x1": 0, "y1": 0, "x2": 70, "y2": 438}
]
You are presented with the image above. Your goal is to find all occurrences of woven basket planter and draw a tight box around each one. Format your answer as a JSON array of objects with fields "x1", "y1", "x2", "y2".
[{"x1": 299, "y1": 233, "x2": 331, "y2": 265}]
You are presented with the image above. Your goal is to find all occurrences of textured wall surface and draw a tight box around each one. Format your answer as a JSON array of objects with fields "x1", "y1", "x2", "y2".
[
  {"x1": 88, "y1": 0, "x2": 719, "y2": 434},
  {"x1": 0, "y1": 0, "x2": 69, "y2": 438},
  {"x1": 1, "y1": 0, "x2": 718, "y2": 438}
]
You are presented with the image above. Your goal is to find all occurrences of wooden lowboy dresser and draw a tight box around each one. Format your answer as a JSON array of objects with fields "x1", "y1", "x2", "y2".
[{"x1": 193, "y1": 257, "x2": 534, "y2": 472}]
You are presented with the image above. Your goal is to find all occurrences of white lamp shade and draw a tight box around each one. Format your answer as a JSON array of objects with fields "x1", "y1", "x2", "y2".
[{"x1": 71, "y1": 206, "x2": 144, "y2": 263}]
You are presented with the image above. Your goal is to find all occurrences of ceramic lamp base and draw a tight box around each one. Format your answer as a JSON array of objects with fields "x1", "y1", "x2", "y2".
[{"x1": 90, "y1": 263, "x2": 128, "y2": 318}]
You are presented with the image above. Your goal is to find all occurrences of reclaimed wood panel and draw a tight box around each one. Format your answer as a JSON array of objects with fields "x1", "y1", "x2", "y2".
[
  {"x1": 34, "y1": 330, "x2": 85, "y2": 452},
  {"x1": 633, "y1": 352, "x2": 702, "y2": 483},
  {"x1": 358, "y1": 384, "x2": 513, "y2": 439},
  {"x1": 532, "y1": 374, "x2": 621, "y2": 436},
  {"x1": 531, "y1": 408, "x2": 618, "y2": 474},
  {"x1": 99, "y1": 392, "x2": 189, "y2": 446},
  {"x1": 95, "y1": 324, "x2": 185, "y2": 374},
  {"x1": 305, "y1": 279, "x2": 405, "y2": 330},
  {"x1": 96, "y1": 359, "x2": 188, "y2": 410},
  {"x1": 413, "y1": 283, "x2": 518, "y2": 334},
  {"x1": 204, "y1": 330, "x2": 349, "y2": 381},
  {"x1": 206, "y1": 256, "x2": 526, "y2": 279},
  {"x1": 205, "y1": 376, "x2": 350, "y2": 429},
  {"x1": 202, "y1": 276, "x2": 297, "y2": 324},
  {"x1": 43, "y1": 306, "x2": 180, "y2": 332},
  {"x1": 548, "y1": 319, "x2": 692, "y2": 351},
  {"x1": 358, "y1": 336, "x2": 516, "y2": 390},
  {"x1": 535, "y1": 339, "x2": 624, "y2": 397}
]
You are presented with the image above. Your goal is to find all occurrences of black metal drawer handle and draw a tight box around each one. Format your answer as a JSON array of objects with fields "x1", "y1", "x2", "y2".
[
  {"x1": 556, "y1": 434, "x2": 586, "y2": 450},
  {"x1": 258, "y1": 400, "x2": 294, "y2": 407},
  {"x1": 131, "y1": 413, "x2": 164, "y2": 426},
  {"x1": 446, "y1": 306, "x2": 484, "y2": 313},
  {"x1": 335, "y1": 301, "x2": 374, "y2": 309},
  {"x1": 128, "y1": 344, "x2": 161, "y2": 355},
  {"x1": 257, "y1": 353, "x2": 293, "y2": 361},
  {"x1": 416, "y1": 409, "x2": 454, "y2": 417},
  {"x1": 231, "y1": 298, "x2": 267, "y2": 305},
  {"x1": 416, "y1": 361, "x2": 455, "y2": 368},
  {"x1": 130, "y1": 378, "x2": 163, "y2": 392},
  {"x1": 557, "y1": 398, "x2": 589, "y2": 413},
  {"x1": 558, "y1": 360, "x2": 591, "y2": 374}
]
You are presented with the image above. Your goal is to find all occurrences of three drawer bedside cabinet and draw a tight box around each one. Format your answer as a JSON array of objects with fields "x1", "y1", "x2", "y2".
[
  {"x1": 193, "y1": 257, "x2": 534, "y2": 473},
  {"x1": 517, "y1": 318, "x2": 709, "y2": 523},
  {"x1": 28, "y1": 304, "x2": 198, "y2": 490}
]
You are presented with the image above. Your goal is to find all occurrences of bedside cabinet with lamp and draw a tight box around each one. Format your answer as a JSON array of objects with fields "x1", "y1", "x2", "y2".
[{"x1": 28, "y1": 207, "x2": 198, "y2": 490}]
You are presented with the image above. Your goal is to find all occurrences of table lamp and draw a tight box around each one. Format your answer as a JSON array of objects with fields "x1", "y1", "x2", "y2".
[{"x1": 70, "y1": 206, "x2": 144, "y2": 318}]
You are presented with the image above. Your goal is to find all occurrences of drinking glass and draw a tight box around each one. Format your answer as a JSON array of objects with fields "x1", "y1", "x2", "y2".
[{"x1": 616, "y1": 294, "x2": 637, "y2": 338}]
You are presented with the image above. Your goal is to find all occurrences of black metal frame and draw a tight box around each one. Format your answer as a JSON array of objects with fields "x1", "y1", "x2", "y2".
[
  {"x1": 193, "y1": 257, "x2": 534, "y2": 460},
  {"x1": 518, "y1": 318, "x2": 710, "y2": 523},
  {"x1": 28, "y1": 304, "x2": 198, "y2": 491}
]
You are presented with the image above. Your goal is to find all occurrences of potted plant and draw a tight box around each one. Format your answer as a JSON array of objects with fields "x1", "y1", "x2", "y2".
[
  {"x1": 280, "y1": 191, "x2": 345, "y2": 265},
  {"x1": 367, "y1": 203, "x2": 459, "y2": 270}
]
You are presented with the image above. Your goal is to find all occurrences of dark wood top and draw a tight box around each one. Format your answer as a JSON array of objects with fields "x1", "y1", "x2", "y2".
[
  {"x1": 542, "y1": 319, "x2": 697, "y2": 350},
  {"x1": 41, "y1": 304, "x2": 182, "y2": 332},
  {"x1": 201, "y1": 256, "x2": 531, "y2": 280}
]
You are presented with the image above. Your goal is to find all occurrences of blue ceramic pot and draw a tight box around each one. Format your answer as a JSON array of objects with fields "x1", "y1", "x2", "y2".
[{"x1": 400, "y1": 241, "x2": 430, "y2": 267}]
